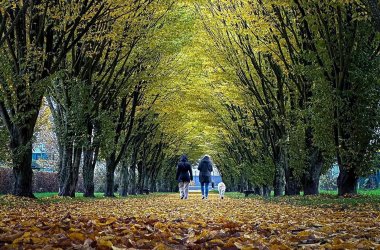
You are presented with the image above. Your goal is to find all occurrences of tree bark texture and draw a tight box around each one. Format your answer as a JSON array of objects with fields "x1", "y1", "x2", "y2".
[
  {"x1": 137, "y1": 161, "x2": 144, "y2": 194},
  {"x1": 303, "y1": 147, "x2": 323, "y2": 195},
  {"x1": 104, "y1": 155, "x2": 117, "y2": 197},
  {"x1": 10, "y1": 126, "x2": 35, "y2": 198},
  {"x1": 129, "y1": 163, "x2": 137, "y2": 195},
  {"x1": 119, "y1": 159, "x2": 129, "y2": 197},
  {"x1": 82, "y1": 148, "x2": 97, "y2": 197},
  {"x1": 273, "y1": 149, "x2": 285, "y2": 196},
  {"x1": 82, "y1": 159, "x2": 94, "y2": 197},
  {"x1": 337, "y1": 164, "x2": 358, "y2": 195},
  {"x1": 285, "y1": 155, "x2": 301, "y2": 196},
  {"x1": 262, "y1": 185, "x2": 271, "y2": 198},
  {"x1": 59, "y1": 146, "x2": 82, "y2": 197}
]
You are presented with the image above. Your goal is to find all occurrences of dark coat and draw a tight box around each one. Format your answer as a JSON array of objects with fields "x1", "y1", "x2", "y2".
[
  {"x1": 176, "y1": 155, "x2": 193, "y2": 182},
  {"x1": 198, "y1": 156, "x2": 213, "y2": 183}
]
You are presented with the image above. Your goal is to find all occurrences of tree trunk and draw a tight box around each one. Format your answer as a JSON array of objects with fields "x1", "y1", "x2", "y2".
[
  {"x1": 303, "y1": 149, "x2": 323, "y2": 195},
  {"x1": 302, "y1": 125, "x2": 323, "y2": 195},
  {"x1": 149, "y1": 179, "x2": 155, "y2": 193},
  {"x1": 149, "y1": 167, "x2": 160, "y2": 192},
  {"x1": 285, "y1": 160, "x2": 301, "y2": 195},
  {"x1": 82, "y1": 147, "x2": 98, "y2": 197},
  {"x1": 10, "y1": 127, "x2": 35, "y2": 198},
  {"x1": 58, "y1": 145, "x2": 69, "y2": 194},
  {"x1": 130, "y1": 163, "x2": 137, "y2": 195},
  {"x1": 127, "y1": 146, "x2": 139, "y2": 195},
  {"x1": 334, "y1": 107, "x2": 358, "y2": 195},
  {"x1": 284, "y1": 146, "x2": 301, "y2": 195},
  {"x1": 119, "y1": 160, "x2": 129, "y2": 197},
  {"x1": 262, "y1": 185, "x2": 270, "y2": 198},
  {"x1": 82, "y1": 120, "x2": 99, "y2": 197},
  {"x1": 59, "y1": 146, "x2": 82, "y2": 197},
  {"x1": 144, "y1": 171, "x2": 149, "y2": 191},
  {"x1": 83, "y1": 149, "x2": 95, "y2": 197},
  {"x1": 254, "y1": 186, "x2": 262, "y2": 195},
  {"x1": 105, "y1": 166, "x2": 116, "y2": 197},
  {"x1": 273, "y1": 155, "x2": 285, "y2": 196},
  {"x1": 59, "y1": 146, "x2": 72, "y2": 196},
  {"x1": 137, "y1": 161, "x2": 143, "y2": 194},
  {"x1": 57, "y1": 138, "x2": 64, "y2": 193},
  {"x1": 337, "y1": 165, "x2": 358, "y2": 196},
  {"x1": 303, "y1": 176, "x2": 320, "y2": 195},
  {"x1": 285, "y1": 175, "x2": 301, "y2": 195},
  {"x1": 104, "y1": 156, "x2": 116, "y2": 197}
]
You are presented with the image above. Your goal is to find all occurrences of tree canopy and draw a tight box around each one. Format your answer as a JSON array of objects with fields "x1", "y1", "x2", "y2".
[{"x1": 0, "y1": 0, "x2": 379, "y2": 197}]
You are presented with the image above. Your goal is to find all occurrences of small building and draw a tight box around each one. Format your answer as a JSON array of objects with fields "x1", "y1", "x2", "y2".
[
  {"x1": 32, "y1": 144, "x2": 48, "y2": 161},
  {"x1": 31, "y1": 144, "x2": 55, "y2": 172}
]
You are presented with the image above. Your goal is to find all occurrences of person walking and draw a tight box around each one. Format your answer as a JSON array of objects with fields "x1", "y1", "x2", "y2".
[
  {"x1": 198, "y1": 155, "x2": 213, "y2": 199},
  {"x1": 176, "y1": 154, "x2": 193, "y2": 199}
]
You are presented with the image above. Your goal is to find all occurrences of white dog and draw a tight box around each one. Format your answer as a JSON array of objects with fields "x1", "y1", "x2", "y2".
[{"x1": 217, "y1": 182, "x2": 226, "y2": 199}]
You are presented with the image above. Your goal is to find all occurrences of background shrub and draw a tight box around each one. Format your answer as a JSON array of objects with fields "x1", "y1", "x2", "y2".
[{"x1": 0, "y1": 167, "x2": 84, "y2": 194}]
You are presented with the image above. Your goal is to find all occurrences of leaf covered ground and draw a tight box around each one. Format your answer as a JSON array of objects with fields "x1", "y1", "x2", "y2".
[{"x1": 1, "y1": 193, "x2": 380, "y2": 249}]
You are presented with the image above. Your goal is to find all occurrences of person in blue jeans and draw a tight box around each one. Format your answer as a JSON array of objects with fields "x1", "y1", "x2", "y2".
[{"x1": 198, "y1": 155, "x2": 213, "y2": 199}]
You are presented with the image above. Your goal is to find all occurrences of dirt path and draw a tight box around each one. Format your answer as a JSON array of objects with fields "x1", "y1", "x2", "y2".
[{"x1": 1, "y1": 193, "x2": 380, "y2": 249}]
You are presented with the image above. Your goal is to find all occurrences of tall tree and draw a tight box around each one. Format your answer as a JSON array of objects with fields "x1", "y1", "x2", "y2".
[{"x1": 0, "y1": 0, "x2": 110, "y2": 197}]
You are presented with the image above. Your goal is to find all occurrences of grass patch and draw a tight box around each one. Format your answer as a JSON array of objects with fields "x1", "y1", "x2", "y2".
[
  {"x1": 358, "y1": 189, "x2": 380, "y2": 195},
  {"x1": 227, "y1": 190, "x2": 380, "y2": 210},
  {"x1": 35, "y1": 192, "x2": 105, "y2": 199},
  {"x1": 35, "y1": 192, "x2": 110, "y2": 204},
  {"x1": 209, "y1": 189, "x2": 219, "y2": 194},
  {"x1": 225, "y1": 192, "x2": 249, "y2": 199},
  {"x1": 38, "y1": 192, "x2": 169, "y2": 203},
  {"x1": 320, "y1": 189, "x2": 380, "y2": 196},
  {"x1": 269, "y1": 194, "x2": 380, "y2": 208},
  {"x1": 0, "y1": 192, "x2": 171, "y2": 207},
  {"x1": 34, "y1": 192, "x2": 169, "y2": 198}
]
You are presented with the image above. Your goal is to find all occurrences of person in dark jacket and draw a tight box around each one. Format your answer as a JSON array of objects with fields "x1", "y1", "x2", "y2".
[
  {"x1": 198, "y1": 155, "x2": 213, "y2": 199},
  {"x1": 176, "y1": 154, "x2": 193, "y2": 199}
]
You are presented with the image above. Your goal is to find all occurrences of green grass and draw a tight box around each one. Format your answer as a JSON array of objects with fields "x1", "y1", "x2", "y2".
[
  {"x1": 320, "y1": 189, "x2": 380, "y2": 196},
  {"x1": 359, "y1": 189, "x2": 380, "y2": 195},
  {"x1": 226, "y1": 189, "x2": 380, "y2": 210},
  {"x1": 34, "y1": 192, "x2": 110, "y2": 204},
  {"x1": 34, "y1": 192, "x2": 170, "y2": 198},
  {"x1": 34, "y1": 192, "x2": 107, "y2": 199},
  {"x1": 209, "y1": 189, "x2": 219, "y2": 194},
  {"x1": 269, "y1": 194, "x2": 380, "y2": 208},
  {"x1": 226, "y1": 189, "x2": 380, "y2": 197},
  {"x1": 0, "y1": 192, "x2": 170, "y2": 207},
  {"x1": 225, "y1": 192, "x2": 249, "y2": 199}
]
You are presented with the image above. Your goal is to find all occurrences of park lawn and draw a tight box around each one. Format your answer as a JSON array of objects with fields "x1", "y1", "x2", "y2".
[
  {"x1": 35, "y1": 192, "x2": 105, "y2": 199},
  {"x1": 33, "y1": 192, "x2": 169, "y2": 199},
  {"x1": 1, "y1": 193, "x2": 380, "y2": 249},
  {"x1": 267, "y1": 194, "x2": 380, "y2": 211},
  {"x1": 226, "y1": 189, "x2": 380, "y2": 211},
  {"x1": 320, "y1": 189, "x2": 380, "y2": 196}
]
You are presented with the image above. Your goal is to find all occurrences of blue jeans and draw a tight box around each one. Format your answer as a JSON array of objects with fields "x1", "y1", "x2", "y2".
[{"x1": 201, "y1": 182, "x2": 209, "y2": 197}]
